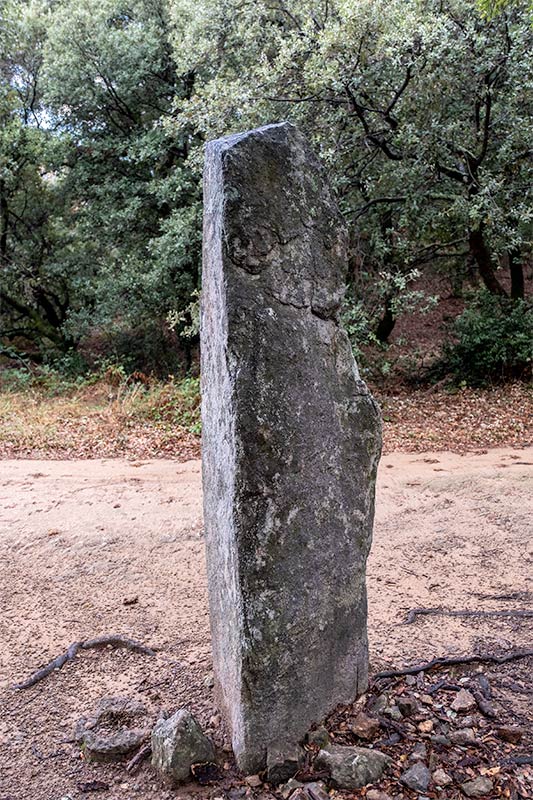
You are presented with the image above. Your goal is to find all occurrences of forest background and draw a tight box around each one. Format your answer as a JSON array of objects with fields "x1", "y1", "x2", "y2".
[{"x1": 0, "y1": 0, "x2": 531, "y2": 454}]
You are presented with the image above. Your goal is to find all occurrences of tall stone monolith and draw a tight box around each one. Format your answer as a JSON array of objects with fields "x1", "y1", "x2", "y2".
[{"x1": 201, "y1": 122, "x2": 382, "y2": 775}]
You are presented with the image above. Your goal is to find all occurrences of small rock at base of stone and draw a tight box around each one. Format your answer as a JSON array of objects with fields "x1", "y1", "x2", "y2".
[
  {"x1": 316, "y1": 744, "x2": 391, "y2": 790},
  {"x1": 266, "y1": 744, "x2": 303, "y2": 784},
  {"x1": 151, "y1": 709, "x2": 215, "y2": 784}
]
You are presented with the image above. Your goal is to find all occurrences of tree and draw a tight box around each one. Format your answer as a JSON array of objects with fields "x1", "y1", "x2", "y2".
[
  {"x1": 171, "y1": 0, "x2": 532, "y2": 341},
  {"x1": 0, "y1": 0, "x2": 78, "y2": 352},
  {"x1": 1, "y1": 0, "x2": 203, "y2": 365}
]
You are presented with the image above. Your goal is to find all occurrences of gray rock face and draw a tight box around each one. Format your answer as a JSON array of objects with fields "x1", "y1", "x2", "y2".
[
  {"x1": 201, "y1": 122, "x2": 381, "y2": 773},
  {"x1": 315, "y1": 745, "x2": 391, "y2": 789},
  {"x1": 151, "y1": 709, "x2": 215, "y2": 784}
]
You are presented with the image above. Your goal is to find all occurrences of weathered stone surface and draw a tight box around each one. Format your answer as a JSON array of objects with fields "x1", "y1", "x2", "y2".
[
  {"x1": 151, "y1": 709, "x2": 215, "y2": 784},
  {"x1": 201, "y1": 121, "x2": 381, "y2": 773},
  {"x1": 315, "y1": 745, "x2": 391, "y2": 789},
  {"x1": 75, "y1": 697, "x2": 150, "y2": 762}
]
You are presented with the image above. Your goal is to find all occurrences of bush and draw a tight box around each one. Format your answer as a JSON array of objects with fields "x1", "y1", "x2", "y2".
[{"x1": 444, "y1": 291, "x2": 533, "y2": 386}]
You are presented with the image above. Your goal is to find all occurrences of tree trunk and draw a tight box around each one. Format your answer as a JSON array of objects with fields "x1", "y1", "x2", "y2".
[
  {"x1": 468, "y1": 226, "x2": 507, "y2": 296},
  {"x1": 0, "y1": 180, "x2": 8, "y2": 266},
  {"x1": 509, "y1": 248, "x2": 525, "y2": 300},
  {"x1": 375, "y1": 297, "x2": 396, "y2": 343}
]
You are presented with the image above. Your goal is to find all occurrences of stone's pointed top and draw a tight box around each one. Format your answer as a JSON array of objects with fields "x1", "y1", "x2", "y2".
[{"x1": 206, "y1": 121, "x2": 295, "y2": 154}]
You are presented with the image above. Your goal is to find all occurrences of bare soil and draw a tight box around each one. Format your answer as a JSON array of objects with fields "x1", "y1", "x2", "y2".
[{"x1": 0, "y1": 449, "x2": 532, "y2": 799}]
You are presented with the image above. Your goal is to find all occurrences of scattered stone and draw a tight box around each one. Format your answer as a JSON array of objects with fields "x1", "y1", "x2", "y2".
[
  {"x1": 451, "y1": 689, "x2": 476, "y2": 713},
  {"x1": 366, "y1": 791, "x2": 393, "y2": 800},
  {"x1": 400, "y1": 762, "x2": 431, "y2": 793},
  {"x1": 350, "y1": 712, "x2": 381, "y2": 740},
  {"x1": 461, "y1": 776, "x2": 494, "y2": 797},
  {"x1": 201, "y1": 122, "x2": 381, "y2": 773},
  {"x1": 378, "y1": 732, "x2": 402, "y2": 746},
  {"x1": 316, "y1": 745, "x2": 391, "y2": 790},
  {"x1": 371, "y1": 694, "x2": 389, "y2": 714},
  {"x1": 420, "y1": 694, "x2": 434, "y2": 706},
  {"x1": 455, "y1": 715, "x2": 475, "y2": 728},
  {"x1": 245, "y1": 775, "x2": 262, "y2": 788},
  {"x1": 280, "y1": 778, "x2": 304, "y2": 799},
  {"x1": 418, "y1": 720, "x2": 434, "y2": 733},
  {"x1": 75, "y1": 697, "x2": 151, "y2": 762},
  {"x1": 384, "y1": 705, "x2": 403, "y2": 721},
  {"x1": 151, "y1": 709, "x2": 215, "y2": 785},
  {"x1": 398, "y1": 697, "x2": 418, "y2": 717},
  {"x1": 496, "y1": 725, "x2": 523, "y2": 744},
  {"x1": 431, "y1": 734, "x2": 451, "y2": 746},
  {"x1": 405, "y1": 675, "x2": 417, "y2": 686},
  {"x1": 450, "y1": 728, "x2": 479, "y2": 747},
  {"x1": 266, "y1": 745, "x2": 303, "y2": 784},
  {"x1": 433, "y1": 768, "x2": 453, "y2": 787},
  {"x1": 409, "y1": 742, "x2": 427, "y2": 762},
  {"x1": 307, "y1": 727, "x2": 331, "y2": 749},
  {"x1": 228, "y1": 789, "x2": 247, "y2": 799},
  {"x1": 203, "y1": 672, "x2": 215, "y2": 689},
  {"x1": 228, "y1": 788, "x2": 247, "y2": 799},
  {"x1": 301, "y1": 782, "x2": 330, "y2": 800}
]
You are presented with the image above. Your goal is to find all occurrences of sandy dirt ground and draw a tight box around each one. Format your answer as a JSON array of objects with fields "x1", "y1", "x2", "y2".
[{"x1": 0, "y1": 449, "x2": 532, "y2": 800}]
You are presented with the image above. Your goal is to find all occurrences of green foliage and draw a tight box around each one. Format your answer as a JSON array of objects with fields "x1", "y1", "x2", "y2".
[
  {"x1": 1, "y1": 0, "x2": 201, "y2": 359},
  {"x1": 444, "y1": 291, "x2": 533, "y2": 385},
  {"x1": 1, "y1": 0, "x2": 532, "y2": 386}
]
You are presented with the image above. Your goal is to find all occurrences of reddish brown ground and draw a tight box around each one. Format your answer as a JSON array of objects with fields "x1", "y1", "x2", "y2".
[{"x1": 1, "y1": 450, "x2": 532, "y2": 800}]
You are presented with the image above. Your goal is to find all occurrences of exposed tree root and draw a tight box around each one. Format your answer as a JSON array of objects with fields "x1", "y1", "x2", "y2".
[
  {"x1": 373, "y1": 649, "x2": 533, "y2": 680},
  {"x1": 14, "y1": 635, "x2": 155, "y2": 690},
  {"x1": 126, "y1": 743, "x2": 152, "y2": 774},
  {"x1": 405, "y1": 607, "x2": 533, "y2": 625}
]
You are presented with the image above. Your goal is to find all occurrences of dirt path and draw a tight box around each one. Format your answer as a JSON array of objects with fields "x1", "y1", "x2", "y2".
[{"x1": 0, "y1": 449, "x2": 532, "y2": 799}]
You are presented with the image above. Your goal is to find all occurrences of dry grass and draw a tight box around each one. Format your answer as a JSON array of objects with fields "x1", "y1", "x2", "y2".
[
  {"x1": 0, "y1": 370, "x2": 531, "y2": 459},
  {"x1": 0, "y1": 375, "x2": 201, "y2": 460}
]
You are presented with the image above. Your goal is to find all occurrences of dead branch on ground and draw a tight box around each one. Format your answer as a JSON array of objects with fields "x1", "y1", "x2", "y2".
[
  {"x1": 14, "y1": 635, "x2": 155, "y2": 690},
  {"x1": 405, "y1": 607, "x2": 533, "y2": 625},
  {"x1": 373, "y1": 649, "x2": 533, "y2": 680}
]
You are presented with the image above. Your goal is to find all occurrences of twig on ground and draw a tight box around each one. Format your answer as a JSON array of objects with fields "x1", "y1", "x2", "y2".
[
  {"x1": 405, "y1": 607, "x2": 533, "y2": 625},
  {"x1": 13, "y1": 635, "x2": 155, "y2": 689},
  {"x1": 126, "y1": 743, "x2": 152, "y2": 774},
  {"x1": 373, "y1": 649, "x2": 533, "y2": 680}
]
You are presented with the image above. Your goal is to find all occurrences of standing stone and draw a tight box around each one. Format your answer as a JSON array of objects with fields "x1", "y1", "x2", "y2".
[{"x1": 201, "y1": 122, "x2": 381, "y2": 774}]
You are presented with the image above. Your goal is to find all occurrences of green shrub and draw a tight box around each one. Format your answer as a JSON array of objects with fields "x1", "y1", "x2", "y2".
[{"x1": 444, "y1": 290, "x2": 533, "y2": 386}]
